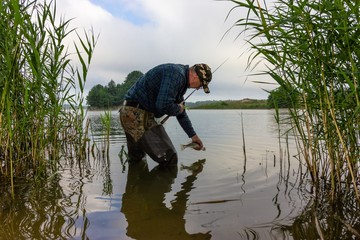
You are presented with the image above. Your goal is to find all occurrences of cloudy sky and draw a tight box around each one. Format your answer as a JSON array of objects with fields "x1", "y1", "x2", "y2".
[{"x1": 54, "y1": 0, "x2": 277, "y2": 102}]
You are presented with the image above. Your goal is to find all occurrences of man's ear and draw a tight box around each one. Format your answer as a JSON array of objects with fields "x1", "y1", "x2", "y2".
[{"x1": 188, "y1": 70, "x2": 199, "y2": 86}]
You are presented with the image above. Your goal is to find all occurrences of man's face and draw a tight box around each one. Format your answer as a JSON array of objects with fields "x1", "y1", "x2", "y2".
[{"x1": 194, "y1": 74, "x2": 202, "y2": 89}]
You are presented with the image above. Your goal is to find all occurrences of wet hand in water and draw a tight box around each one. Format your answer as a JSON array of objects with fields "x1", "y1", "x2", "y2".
[
  {"x1": 180, "y1": 142, "x2": 206, "y2": 151},
  {"x1": 191, "y1": 135, "x2": 204, "y2": 151}
]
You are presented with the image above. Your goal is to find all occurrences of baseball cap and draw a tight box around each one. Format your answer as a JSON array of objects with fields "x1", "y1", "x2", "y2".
[{"x1": 194, "y1": 63, "x2": 212, "y2": 93}]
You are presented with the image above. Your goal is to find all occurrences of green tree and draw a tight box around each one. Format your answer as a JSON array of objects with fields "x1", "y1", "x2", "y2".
[
  {"x1": 267, "y1": 85, "x2": 299, "y2": 108},
  {"x1": 107, "y1": 80, "x2": 117, "y2": 95},
  {"x1": 86, "y1": 70, "x2": 143, "y2": 108},
  {"x1": 124, "y1": 71, "x2": 143, "y2": 87},
  {"x1": 106, "y1": 80, "x2": 117, "y2": 106},
  {"x1": 87, "y1": 84, "x2": 110, "y2": 107}
]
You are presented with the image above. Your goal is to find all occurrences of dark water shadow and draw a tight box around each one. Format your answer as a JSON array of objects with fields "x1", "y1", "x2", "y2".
[
  {"x1": 0, "y1": 146, "x2": 114, "y2": 240},
  {"x1": 280, "y1": 186, "x2": 360, "y2": 239},
  {"x1": 121, "y1": 159, "x2": 211, "y2": 240},
  {"x1": 0, "y1": 175, "x2": 72, "y2": 239}
]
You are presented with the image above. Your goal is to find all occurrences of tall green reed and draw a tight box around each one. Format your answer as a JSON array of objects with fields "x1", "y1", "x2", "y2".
[
  {"x1": 227, "y1": 0, "x2": 359, "y2": 203},
  {"x1": 0, "y1": 0, "x2": 97, "y2": 193},
  {"x1": 100, "y1": 110, "x2": 111, "y2": 157}
]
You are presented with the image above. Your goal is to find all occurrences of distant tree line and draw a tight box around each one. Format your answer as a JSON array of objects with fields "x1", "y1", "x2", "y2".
[
  {"x1": 86, "y1": 71, "x2": 143, "y2": 108},
  {"x1": 86, "y1": 70, "x2": 296, "y2": 108}
]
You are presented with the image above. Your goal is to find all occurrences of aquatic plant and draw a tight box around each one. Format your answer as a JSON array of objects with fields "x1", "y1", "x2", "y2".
[
  {"x1": 100, "y1": 110, "x2": 111, "y2": 156},
  {"x1": 226, "y1": 1, "x2": 360, "y2": 237},
  {"x1": 0, "y1": 0, "x2": 97, "y2": 194},
  {"x1": 226, "y1": 0, "x2": 359, "y2": 205}
]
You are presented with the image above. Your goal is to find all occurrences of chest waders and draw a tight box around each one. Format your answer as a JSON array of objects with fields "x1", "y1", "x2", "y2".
[{"x1": 120, "y1": 106, "x2": 178, "y2": 167}]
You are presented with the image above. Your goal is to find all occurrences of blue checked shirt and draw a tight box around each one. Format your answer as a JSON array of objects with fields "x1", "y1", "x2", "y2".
[{"x1": 124, "y1": 63, "x2": 196, "y2": 137}]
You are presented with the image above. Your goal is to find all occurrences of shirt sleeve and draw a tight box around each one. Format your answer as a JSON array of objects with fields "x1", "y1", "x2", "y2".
[{"x1": 176, "y1": 111, "x2": 196, "y2": 138}]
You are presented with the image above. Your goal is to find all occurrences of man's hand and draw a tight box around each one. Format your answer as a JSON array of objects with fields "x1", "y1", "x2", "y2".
[
  {"x1": 191, "y1": 135, "x2": 204, "y2": 151},
  {"x1": 178, "y1": 102, "x2": 185, "y2": 113}
]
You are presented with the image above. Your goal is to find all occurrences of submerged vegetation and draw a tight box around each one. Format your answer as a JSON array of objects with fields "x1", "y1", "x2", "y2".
[
  {"x1": 0, "y1": 0, "x2": 96, "y2": 193},
  {"x1": 228, "y1": 0, "x2": 359, "y2": 236}
]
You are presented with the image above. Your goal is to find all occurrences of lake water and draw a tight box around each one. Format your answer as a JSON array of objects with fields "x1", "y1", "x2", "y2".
[{"x1": 0, "y1": 109, "x2": 309, "y2": 239}]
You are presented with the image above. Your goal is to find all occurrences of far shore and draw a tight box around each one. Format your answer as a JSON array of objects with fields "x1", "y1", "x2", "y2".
[{"x1": 86, "y1": 98, "x2": 271, "y2": 111}]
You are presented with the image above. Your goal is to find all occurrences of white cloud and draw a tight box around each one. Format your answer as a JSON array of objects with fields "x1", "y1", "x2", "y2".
[{"x1": 53, "y1": 0, "x2": 276, "y2": 101}]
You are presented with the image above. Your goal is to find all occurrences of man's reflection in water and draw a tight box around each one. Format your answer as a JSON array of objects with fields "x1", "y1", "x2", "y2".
[{"x1": 121, "y1": 159, "x2": 211, "y2": 240}]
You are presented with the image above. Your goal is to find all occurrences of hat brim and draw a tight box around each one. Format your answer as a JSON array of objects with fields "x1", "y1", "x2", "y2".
[{"x1": 203, "y1": 85, "x2": 210, "y2": 94}]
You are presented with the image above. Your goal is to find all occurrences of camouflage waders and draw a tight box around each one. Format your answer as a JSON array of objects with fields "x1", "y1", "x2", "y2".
[{"x1": 119, "y1": 105, "x2": 178, "y2": 167}]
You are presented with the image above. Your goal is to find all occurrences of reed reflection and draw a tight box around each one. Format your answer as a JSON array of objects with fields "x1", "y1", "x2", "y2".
[
  {"x1": 121, "y1": 159, "x2": 211, "y2": 240},
  {"x1": 280, "y1": 187, "x2": 360, "y2": 239},
  {"x1": 0, "y1": 177, "x2": 69, "y2": 240}
]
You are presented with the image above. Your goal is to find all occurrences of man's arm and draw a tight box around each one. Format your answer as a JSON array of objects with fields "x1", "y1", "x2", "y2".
[{"x1": 176, "y1": 111, "x2": 196, "y2": 138}]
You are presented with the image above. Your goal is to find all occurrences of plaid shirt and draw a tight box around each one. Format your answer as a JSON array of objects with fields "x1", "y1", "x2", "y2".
[{"x1": 124, "y1": 63, "x2": 196, "y2": 137}]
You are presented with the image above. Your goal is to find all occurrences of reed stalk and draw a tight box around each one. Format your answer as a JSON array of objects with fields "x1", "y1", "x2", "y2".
[
  {"x1": 227, "y1": 0, "x2": 359, "y2": 204},
  {"x1": 100, "y1": 110, "x2": 111, "y2": 157},
  {"x1": 0, "y1": 0, "x2": 97, "y2": 191}
]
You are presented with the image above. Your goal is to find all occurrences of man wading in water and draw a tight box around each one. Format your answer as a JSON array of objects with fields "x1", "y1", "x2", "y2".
[{"x1": 119, "y1": 63, "x2": 212, "y2": 167}]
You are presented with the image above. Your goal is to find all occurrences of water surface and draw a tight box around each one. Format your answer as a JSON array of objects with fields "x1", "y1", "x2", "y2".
[{"x1": 1, "y1": 109, "x2": 307, "y2": 239}]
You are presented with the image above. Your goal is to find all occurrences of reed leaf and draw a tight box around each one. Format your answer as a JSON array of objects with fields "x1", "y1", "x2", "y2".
[
  {"x1": 227, "y1": 0, "x2": 360, "y2": 205},
  {"x1": 0, "y1": 0, "x2": 97, "y2": 190}
]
